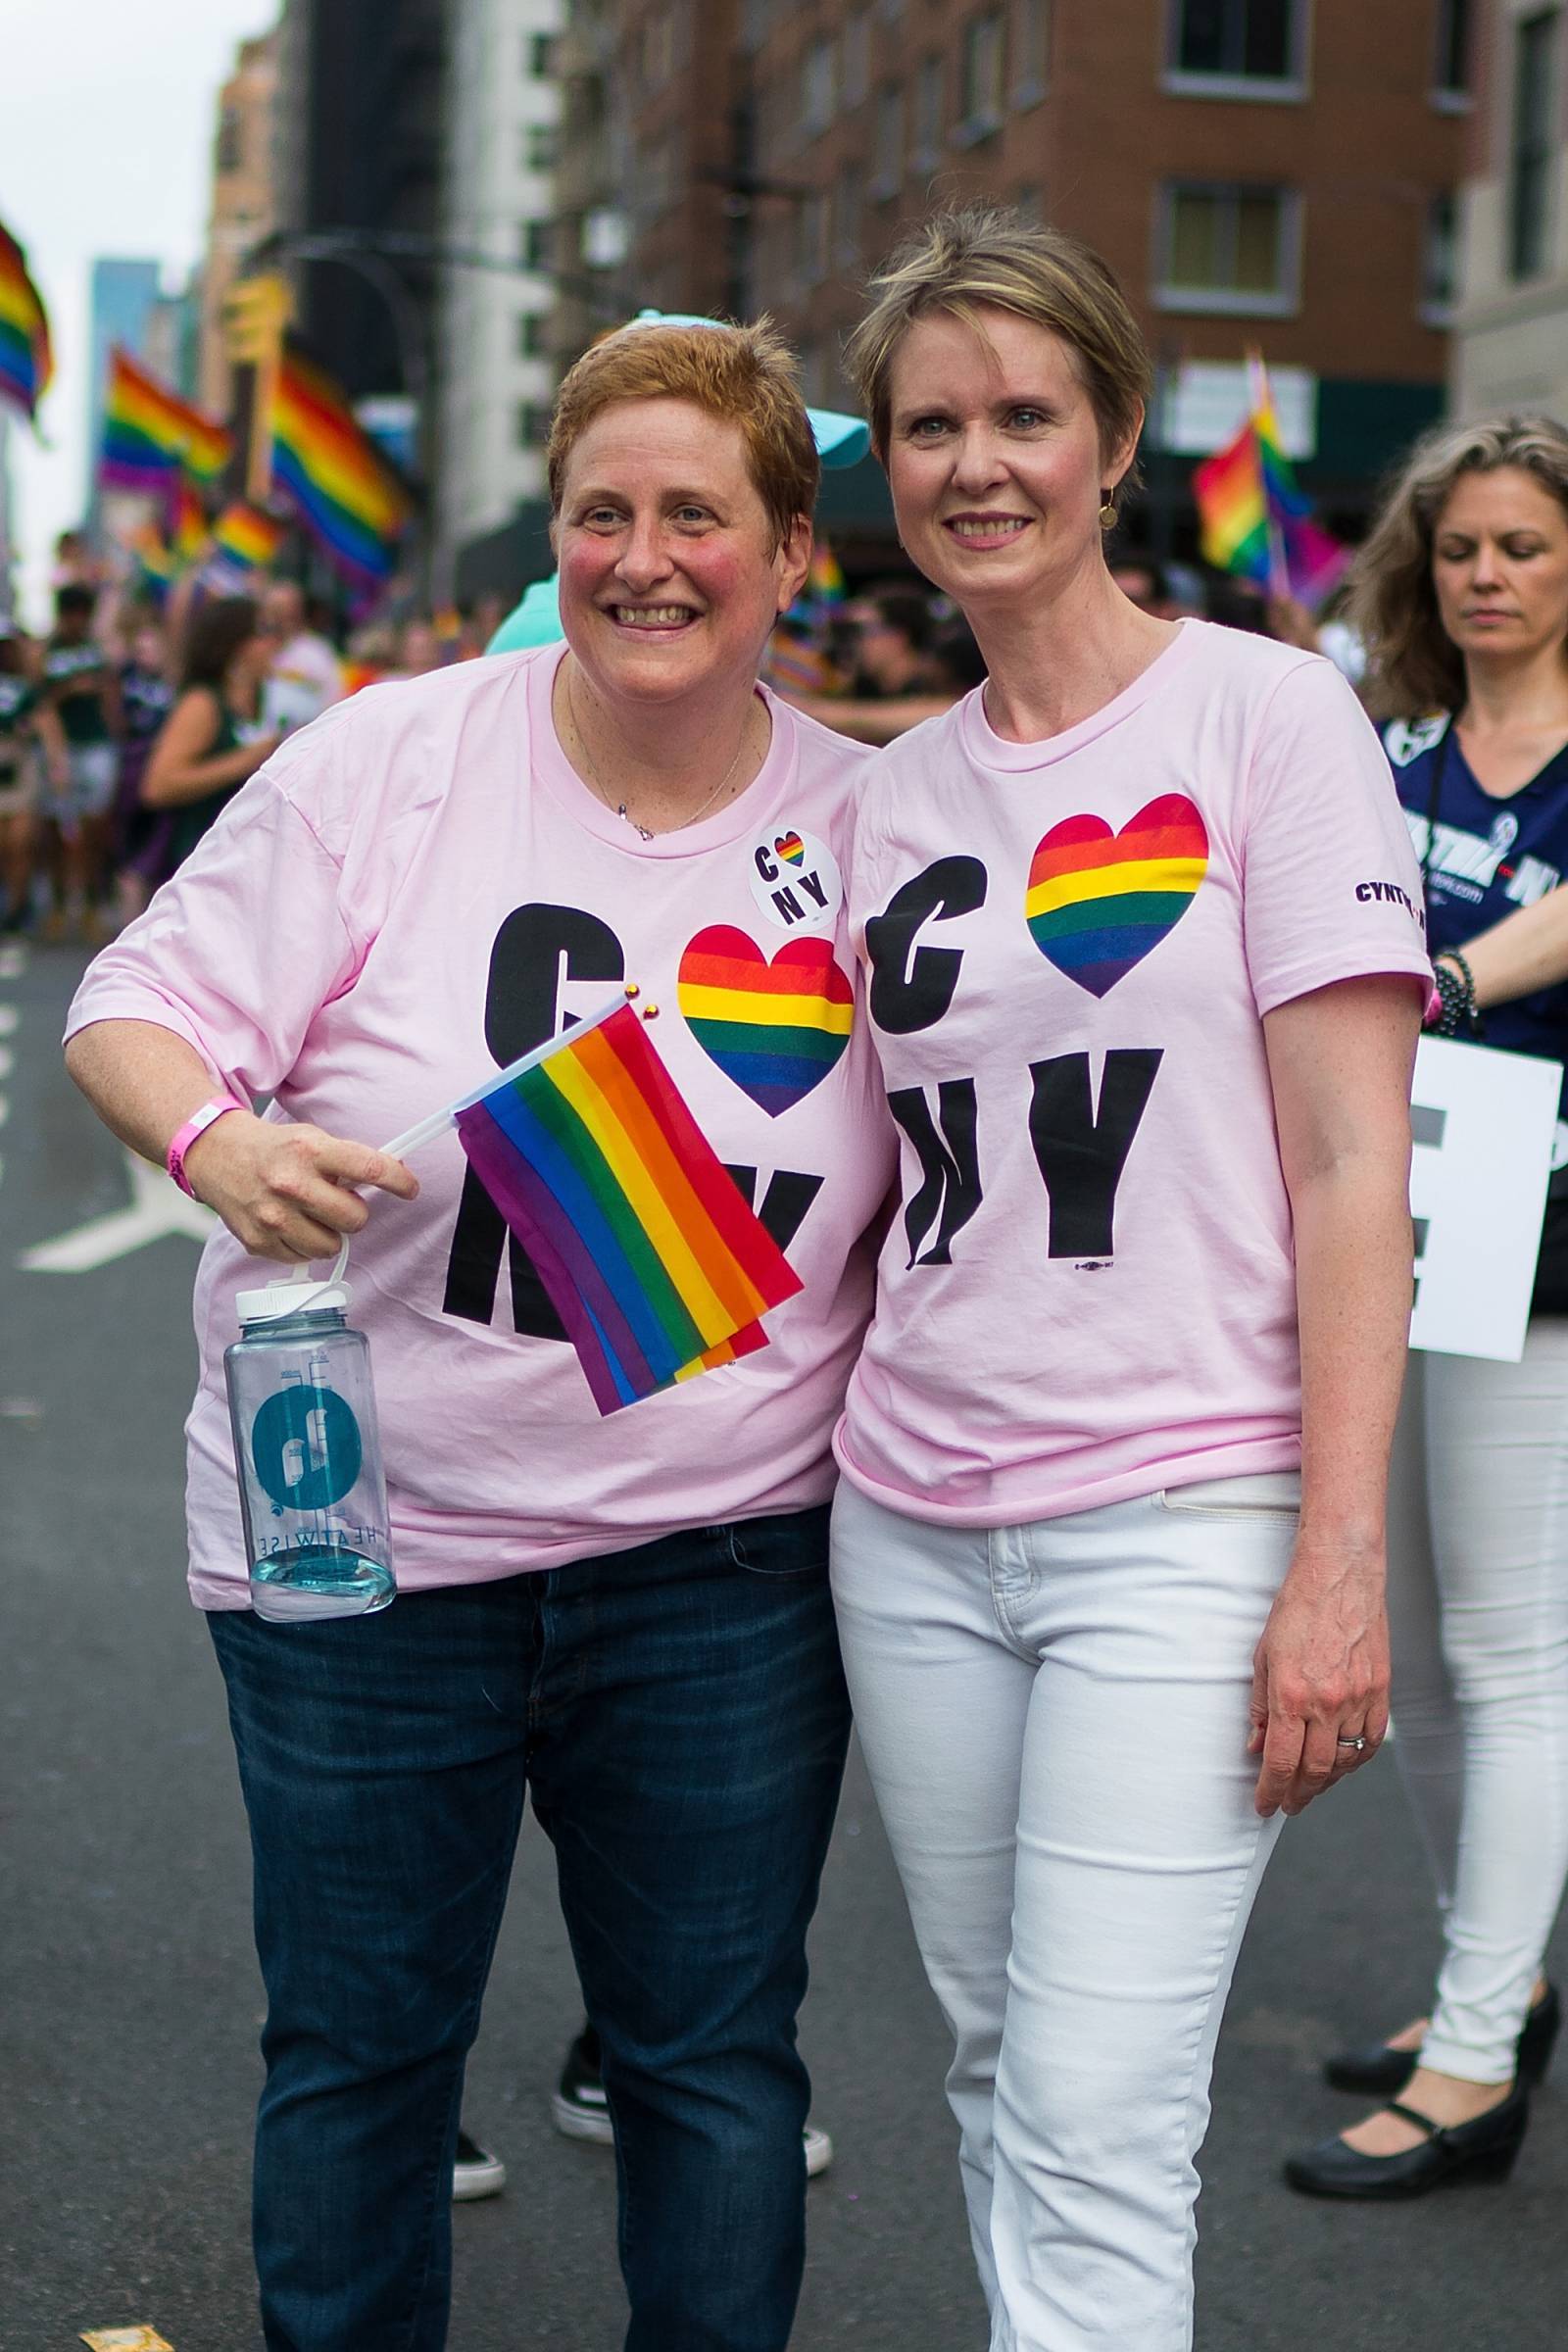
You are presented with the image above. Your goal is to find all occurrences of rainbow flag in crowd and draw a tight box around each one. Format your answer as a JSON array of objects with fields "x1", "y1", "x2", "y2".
[
  {"x1": 0, "y1": 219, "x2": 52, "y2": 422},
  {"x1": 452, "y1": 1001, "x2": 803, "y2": 1414},
  {"x1": 100, "y1": 349, "x2": 232, "y2": 494},
  {"x1": 270, "y1": 349, "x2": 412, "y2": 590},
  {"x1": 807, "y1": 542, "x2": 846, "y2": 606},
  {"x1": 170, "y1": 477, "x2": 210, "y2": 564},
  {"x1": 211, "y1": 500, "x2": 285, "y2": 572},
  {"x1": 1192, "y1": 355, "x2": 1349, "y2": 609},
  {"x1": 128, "y1": 522, "x2": 177, "y2": 591}
]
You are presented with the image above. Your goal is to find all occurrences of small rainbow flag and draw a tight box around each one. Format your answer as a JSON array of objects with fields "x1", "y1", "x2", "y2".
[
  {"x1": 170, "y1": 478, "x2": 210, "y2": 563},
  {"x1": 270, "y1": 349, "x2": 413, "y2": 590},
  {"x1": 101, "y1": 349, "x2": 232, "y2": 494},
  {"x1": 450, "y1": 1001, "x2": 803, "y2": 1413},
  {"x1": 211, "y1": 500, "x2": 285, "y2": 572},
  {"x1": 807, "y1": 541, "x2": 846, "y2": 606},
  {"x1": 1192, "y1": 355, "x2": 1348, "y2": 610},
  {"x1": 0, "y1": 218, "x2": 52, "y2": 422},
  {"x1": 129, "y1": 523, "x2": 177, "y2": 590}
]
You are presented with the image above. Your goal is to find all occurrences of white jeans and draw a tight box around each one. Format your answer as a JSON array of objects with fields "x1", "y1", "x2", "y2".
[
  {"x1": 831, "y1": 1474, "x2": 1299, "y2": 2352},
  {"x1": 1386, "y1": 1323, "x2": 1568, "y2": 2082}
]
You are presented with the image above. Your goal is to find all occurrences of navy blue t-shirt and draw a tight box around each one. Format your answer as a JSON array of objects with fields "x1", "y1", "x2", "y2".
[{"x1": 1386, "y1": 713, "x2": 1568, "y2": 1081}]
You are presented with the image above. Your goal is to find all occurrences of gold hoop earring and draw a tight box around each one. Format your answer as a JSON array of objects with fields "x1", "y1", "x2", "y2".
[{"x1": 1099, "y1": 495, "x2": 1117, "y2": 529}]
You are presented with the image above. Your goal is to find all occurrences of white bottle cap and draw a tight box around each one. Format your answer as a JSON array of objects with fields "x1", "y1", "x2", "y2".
[{"x1": 235, "y1": 1274, "x2": 352, "y2": 1324}]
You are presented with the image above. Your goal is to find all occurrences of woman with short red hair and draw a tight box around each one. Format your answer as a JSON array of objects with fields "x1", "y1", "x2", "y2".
[{"x1": 65, "y1": 319, "x2": 886, "y2": 2352}]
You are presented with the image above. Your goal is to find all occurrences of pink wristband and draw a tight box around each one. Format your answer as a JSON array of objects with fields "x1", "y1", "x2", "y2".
[{"x1": 167, "y1": 1094, "x2": 245, "y2": 1196}]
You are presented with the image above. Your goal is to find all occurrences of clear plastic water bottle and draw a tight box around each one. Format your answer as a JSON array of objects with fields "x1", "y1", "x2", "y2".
[{"x1": 224, "y1": 1275, "x2": 395, "y2": 1622}]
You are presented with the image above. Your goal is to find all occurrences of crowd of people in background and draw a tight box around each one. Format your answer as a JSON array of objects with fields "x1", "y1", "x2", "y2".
[{"x1": 0, "y1": 532, "x2": 1368, "y2": 943}]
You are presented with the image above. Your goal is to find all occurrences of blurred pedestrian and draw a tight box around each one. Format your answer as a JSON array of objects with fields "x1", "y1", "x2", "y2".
[
  {"x1": 38, "y1": 582, "x2": 122, "y2": 942},
  {"x1": 260, "y1": 580, "x2": 344, "y2": 732},
  {"x1": 1287, "y1": 414, "x2": 1568, "y2": 2200},
  {"x1": 0, "y1": 624, "x2": 66, "y2": 934},
  {"x1": 65, "y1": 316, "x2": 886, "y2": 2352},
  {"x1": 846, "y1": 584, "x2": 947, "y2": 698},
  {"x1": 111, "y1": 609, "x2": 174, "y2": 928},
  {"x1": 140, "y1": 597, "x2": 283, "y2": 878},
  {"x1": 832, "y1": 204, "x2": 1428, "y2": 2351},
  {"x1": 393, "y1": 615, "x2": 444, "y2": 677}
]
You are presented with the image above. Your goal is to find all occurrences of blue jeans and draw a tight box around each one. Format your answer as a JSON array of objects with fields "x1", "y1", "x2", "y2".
[{"x1": 208, "y1": 1505, "x2": 849, "y2": 2352}]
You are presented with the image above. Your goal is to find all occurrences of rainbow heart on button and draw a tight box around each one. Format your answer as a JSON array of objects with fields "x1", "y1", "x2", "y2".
[
  {"x1": 1025, "y1": 794, "x2": 1208, "y2": 997},
  {"x1": 774, "y1": 829, "x2": 807, "y2": 865},
  {"x1": 678, "y1": 925, "x2": 854, "y2": 1115}
]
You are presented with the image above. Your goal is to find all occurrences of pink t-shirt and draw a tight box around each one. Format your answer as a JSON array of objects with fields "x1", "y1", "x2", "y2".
[
  {"x1": 834, "y1": 620, "x2": 1431, "y2": 1527},
  {"x1": 68, "y1": 646, "x2": 893, "y2": 1607}
]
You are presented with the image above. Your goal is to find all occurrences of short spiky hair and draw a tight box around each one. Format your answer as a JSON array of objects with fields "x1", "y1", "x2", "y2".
[
  {"x1": 548, "y1": 318, "x2": 820, "y2": 551},
  {"x1": 1351, "y1": 413, "x2": 1568, "y2": 717},
  {"x1": 846, "y1": 206, "x2": 1152, "y2": 501}
]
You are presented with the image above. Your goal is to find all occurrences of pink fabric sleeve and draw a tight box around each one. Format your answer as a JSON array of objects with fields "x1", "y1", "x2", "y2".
[
  {"x1": 64, "y1": 748, "x2": 364, "y2": 1102},
  {"x1": 1240, "y1": 656, "x2": 1432, "y2": 1017}
]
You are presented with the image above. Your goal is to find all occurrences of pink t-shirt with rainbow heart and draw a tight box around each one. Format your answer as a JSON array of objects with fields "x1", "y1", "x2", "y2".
[
  {"x1": 68, "y1": 645, "x2": 894, "y2": 1607},
  {"x1": 834, "y1": 619, "x2": 1432, "y2": 1527}
]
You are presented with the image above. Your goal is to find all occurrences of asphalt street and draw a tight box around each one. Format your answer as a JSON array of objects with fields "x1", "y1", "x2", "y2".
[{"x1": 4, "y1": 936, "x2": 1567, "y2": 2351}]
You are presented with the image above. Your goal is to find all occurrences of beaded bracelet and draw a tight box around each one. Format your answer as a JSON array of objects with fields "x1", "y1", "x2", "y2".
[{"x1": 1430, "y1": 950, "x2": 1483, "y2": 1040}]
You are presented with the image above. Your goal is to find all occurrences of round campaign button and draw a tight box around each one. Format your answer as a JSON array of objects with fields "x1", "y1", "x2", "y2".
[{"x1": 747, "y1": 825, "x2": 843, "y2": 934}]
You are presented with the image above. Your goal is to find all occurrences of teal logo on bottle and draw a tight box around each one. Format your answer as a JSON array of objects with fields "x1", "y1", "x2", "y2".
[{"x1": 251, "y1": 1386, "x2": 363, "y2": 1513}]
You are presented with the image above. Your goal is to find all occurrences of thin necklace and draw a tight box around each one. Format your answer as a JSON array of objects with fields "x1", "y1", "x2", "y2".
[{"x1": 565, "y1": 667, "x2": 755, "y2": 840}]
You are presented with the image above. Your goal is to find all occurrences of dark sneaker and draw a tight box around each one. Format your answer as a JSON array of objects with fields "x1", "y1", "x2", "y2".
[
  {"x1": 452, "y1": 2127, "x2": 507, "y2": 2201},
  {"x1": 549, "y1": 2026, "x2": 833, "y2": 2175},
  {"x1": 552, "y1": 2027, "x2": 614, "y2": 2144}
]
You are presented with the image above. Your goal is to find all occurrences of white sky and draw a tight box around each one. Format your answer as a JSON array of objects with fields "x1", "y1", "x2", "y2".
[{"x1": 1, "y1": 0, "x2": 275, "y2": 624}]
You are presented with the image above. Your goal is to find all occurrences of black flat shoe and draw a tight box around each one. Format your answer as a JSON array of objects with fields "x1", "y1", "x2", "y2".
[
  {"x1": 1323, "y1": 1980, "x2": 1560, "y2": 2095},
  {"x1": 1284, "y1": 2086, "x2": 1529, "y2": 2201}
]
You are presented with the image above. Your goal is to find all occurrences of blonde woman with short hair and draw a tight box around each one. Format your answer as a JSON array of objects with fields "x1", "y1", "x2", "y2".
[
  {"x1": 829, "y1": 207, "x2": 1429, "y2": 2348},
  {"x1": 1286, "y1": 414, "x2": 1568, "y2": 2201}
]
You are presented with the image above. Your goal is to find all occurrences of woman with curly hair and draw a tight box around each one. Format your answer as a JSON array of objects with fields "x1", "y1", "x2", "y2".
[{"x1": 1287, "y1": 414, "x2": 1568, "y2": 2199}]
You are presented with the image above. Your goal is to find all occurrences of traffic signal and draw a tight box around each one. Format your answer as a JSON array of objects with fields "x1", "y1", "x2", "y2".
[{"x1": 222, "y1": 273, "x2": 293, "y2": 364}]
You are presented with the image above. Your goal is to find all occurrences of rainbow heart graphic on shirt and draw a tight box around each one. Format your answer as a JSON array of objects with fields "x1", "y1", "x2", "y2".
[
  {"x1": 678, "y1": 926, "x2": 854, "y2": 1115},
  {"x1": 1025, "y1": 795, "x2": 1209, "y2": 997},
  {"x1": 774, "y1": 829, "x2": 807, "y2": 865}
]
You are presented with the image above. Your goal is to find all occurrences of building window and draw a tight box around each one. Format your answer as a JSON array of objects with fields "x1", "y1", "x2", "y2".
[
  {"x1": 525, "y1": 31, "x2": 558, "y2": 77},
  {"x1": 216, "y1": 104, "x2": 244, "y2": 174},
  {"x1": 956, "y1": 12, "x2": 1006, "y2": 143},
  {"x1": 1433, "y1": 0, "x2": 1471, "y2": 103},
  {"x1": 1165, "y1": 0, "x2": 1304, "y2": 94},
  {"x1": 520, "y1": 218, "x2": 554, "y2": 271},
  {"x1": 1013, "y1": 0, "x2": 1050, "y2": 102},
  {"x1": 911, "y1": 54, "x2": 945, "y2": 170},
  {"x1": 871, "y1": 83, "x2": 905, "y2": 196},
  {"x1": 843, "y1": 8, "x2": 873, "y2": 105},
  {"x1": 523, "y1": 122, "x2": 559, "y2": 172},
  {"x1": 516, "y1": 401, "x2": 551, "y2": 449},
  {"x1": 1510, "y1": 12, "x2": 1560, "y2": 279},
  {"x1": 581, "y1": 208, "x2": 630, "y2": 269},
  {"x1": 835, "y1": 160, "x2": 865, "y2": 262},
  {"x1": 798, "y1": 189, "x2": 830, "y2": 286},
  {"x1": 1420, "y1": 190, "x2": 1458, "y2": 321},
  {"x1": 1156, "y1": 181, "x2": 1300, "y2": 313},
  {"x1": 517, "y1": 311, "x2": 547, "y2": 360},
  {"x1": 801, "y1": 35, "x2": 837, "y2": 137}
]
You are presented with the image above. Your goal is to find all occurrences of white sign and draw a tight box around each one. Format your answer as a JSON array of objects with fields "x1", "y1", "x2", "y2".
[
  {"x1": 1157, "y1": 362, "x2": 1317, "y2": 459},
  {"x1": 1408, "y1": 1035, "x2": 1561, "y2": 1362}
]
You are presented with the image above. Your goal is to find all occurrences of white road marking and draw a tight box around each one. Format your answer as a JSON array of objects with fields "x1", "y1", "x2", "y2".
[
  {"x1": 20, "y1": 1145, "x2": 216, "y2": 1272},
  {"x1": 0, "y1": 1045, "x2": 13, "y2": 1078},
  {"x1": 0, "y1": 944, "x2": 24, "y2": 979},
  {"x1": 0, "y1": 1094, "x2": 9, "y2": 1129},
  {"x1": 0, "y1": 1004, "x2": 16, "y2": 1034}
]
